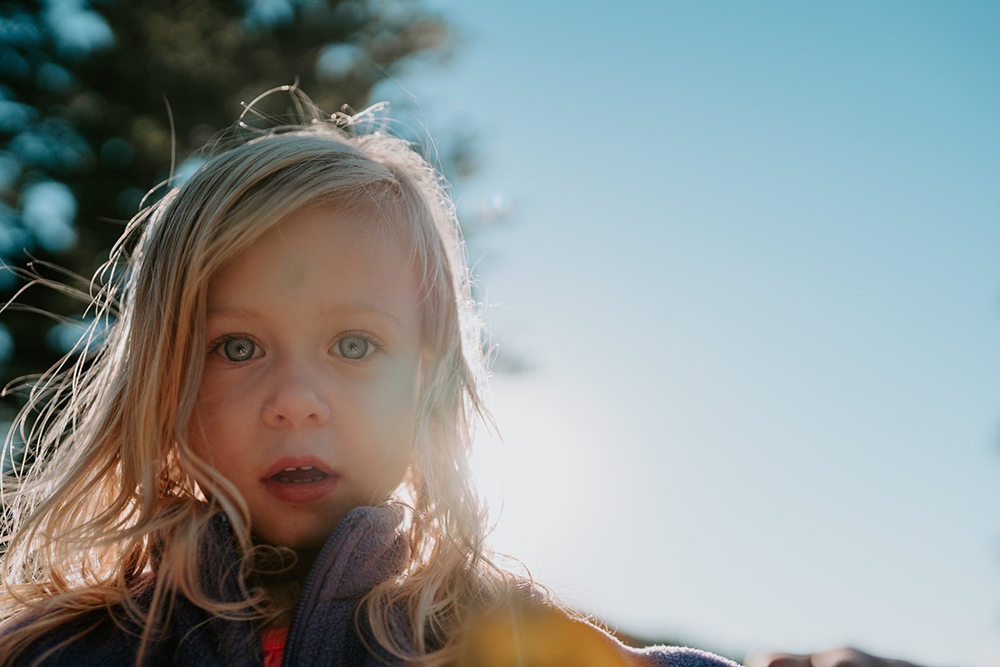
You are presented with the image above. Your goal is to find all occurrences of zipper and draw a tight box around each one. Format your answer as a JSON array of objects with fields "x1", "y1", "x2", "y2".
[{"x1": 280, "y1": 511, "x2": 362, "y2": 667}]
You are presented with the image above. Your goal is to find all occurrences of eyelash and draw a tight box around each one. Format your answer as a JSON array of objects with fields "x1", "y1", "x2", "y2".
[{"x1": 207, "y1": 331, "x2": 383, "y2": 365}]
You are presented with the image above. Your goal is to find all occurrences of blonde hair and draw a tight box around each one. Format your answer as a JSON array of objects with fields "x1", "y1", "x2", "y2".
[{"x1": 0, "y1": 89, "x2": 527, "y2": 665}]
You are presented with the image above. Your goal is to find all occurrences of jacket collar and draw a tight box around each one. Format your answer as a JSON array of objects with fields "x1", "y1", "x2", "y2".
[
  {"x1": 280, "y1": 503, "x2": 411, "y2": 666},
  {"x1": 195, "y1": 503, "x2": 410, "y2": 601},
  {"x1": 147, "y1": 502, "x2": 410, "y2": 665},
  {"x1": 293, "y1": 503, "x2": 410, "y2": 600}
]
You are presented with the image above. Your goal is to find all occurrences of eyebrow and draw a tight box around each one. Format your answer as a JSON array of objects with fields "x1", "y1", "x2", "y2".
[{"x1": 206, "y1": 302, "x2": 404, "y2": 329}]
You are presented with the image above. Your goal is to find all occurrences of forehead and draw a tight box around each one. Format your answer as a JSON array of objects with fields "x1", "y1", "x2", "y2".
[{"x1": 206, "y1": 202, "x2": 422, "y2": 324}]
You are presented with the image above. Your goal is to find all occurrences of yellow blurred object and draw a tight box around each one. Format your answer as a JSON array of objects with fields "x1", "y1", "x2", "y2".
[{"x1": 457, "y1": 600, "x2": 635, "y2": 667}]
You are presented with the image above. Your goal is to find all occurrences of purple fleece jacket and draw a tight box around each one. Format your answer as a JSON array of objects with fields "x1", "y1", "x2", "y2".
[{"x1": 5, "y1": 505, "x2": 742, "y2": 666}]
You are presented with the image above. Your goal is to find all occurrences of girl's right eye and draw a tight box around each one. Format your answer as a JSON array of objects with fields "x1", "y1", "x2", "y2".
[{"x1": 210, "y1": 335, "x2": 259, "y2": 363}]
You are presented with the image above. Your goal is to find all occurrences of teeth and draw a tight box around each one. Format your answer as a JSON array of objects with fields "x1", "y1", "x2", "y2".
[
  {"x1": 271, "y1": 471, "x2": 330, "y2": 484},
  {"x1": 284, "y1": 467, "x2": 296, "y2": 472},
  {"x1": 301, "y1": 465, "x2": 314, "y2": 470}
]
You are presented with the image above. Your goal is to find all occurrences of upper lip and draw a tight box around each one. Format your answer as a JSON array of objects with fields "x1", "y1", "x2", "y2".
[{"x1": 261, "y1": 456, "x2": 337, "y2": 480}]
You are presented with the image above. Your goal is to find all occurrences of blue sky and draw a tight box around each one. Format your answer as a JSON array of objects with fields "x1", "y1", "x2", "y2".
[{"x1": 373, "y1": 1, "x2": 1000, "y2": 665}]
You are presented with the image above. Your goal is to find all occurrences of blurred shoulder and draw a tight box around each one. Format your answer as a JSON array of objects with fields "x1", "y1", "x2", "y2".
[
  {"x1": 627, "y1": 644, "x2": 744, "y2": 667},
  {"x1": 457, "y1": 593, "x2": 743, "y2": 667}
]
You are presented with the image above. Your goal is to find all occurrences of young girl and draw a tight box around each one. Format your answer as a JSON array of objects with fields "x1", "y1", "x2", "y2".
[{"x1": 0, "y1": 88, "x2": 745, "y2": 666}]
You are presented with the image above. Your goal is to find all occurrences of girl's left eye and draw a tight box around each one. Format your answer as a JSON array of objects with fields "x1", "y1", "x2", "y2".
[{"x1": 336, "y1": 335, "x2": 378, "y2": 360}]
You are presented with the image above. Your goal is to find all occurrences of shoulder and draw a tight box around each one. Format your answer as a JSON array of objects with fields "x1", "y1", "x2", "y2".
[
  {"x1": 0, "y1": 610, "x2": 139, "y2": 666},
  {"x1": 459, "y1": 596, "x2": 743, "y2": 667},
  {"x1": 626, "y1": 644, "x2": 744, "y2": 667},
  {"x1": 0, "y1": 584, "x2": 258, "y2": 666}
]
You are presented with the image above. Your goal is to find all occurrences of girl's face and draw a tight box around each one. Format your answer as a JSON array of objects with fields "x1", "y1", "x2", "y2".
[{"x1": 187, "y1": 201, "x2": 423, "y2": 548}]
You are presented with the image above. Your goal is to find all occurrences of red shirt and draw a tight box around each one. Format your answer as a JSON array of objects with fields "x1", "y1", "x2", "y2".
[{"x1": 260, "y1": 627, "x2": 288, "y2": 667}]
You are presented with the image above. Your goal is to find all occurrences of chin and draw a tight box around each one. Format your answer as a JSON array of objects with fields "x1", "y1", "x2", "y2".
[
  {"x1": 258, "y1": 530, "x2": 329, "y2": 550},
  {"x1": 254, "y1": 518, "x2": 338, "y2": 550},
  {"x1": 286, "y1": 535, "x2": 328, "y2": 550}
]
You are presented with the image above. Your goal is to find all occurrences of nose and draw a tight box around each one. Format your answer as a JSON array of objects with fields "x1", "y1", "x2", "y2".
[{"x1": 261, "y1": 360, "x2": 331, "y2": 429}]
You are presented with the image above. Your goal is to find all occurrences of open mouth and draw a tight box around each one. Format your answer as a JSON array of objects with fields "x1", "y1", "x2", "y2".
[{"x1": 270, "y1": 465, "x2": 330, "y2": 484}]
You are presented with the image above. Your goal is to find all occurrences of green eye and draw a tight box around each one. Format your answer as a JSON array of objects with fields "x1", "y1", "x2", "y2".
[{"x1": 337, "y1": 336, "x2": 371, "y2": 360}]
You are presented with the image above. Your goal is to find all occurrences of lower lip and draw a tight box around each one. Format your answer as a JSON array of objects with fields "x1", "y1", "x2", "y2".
[{"x1": 261, "y1": 475, "x2": 340, "y2": 503}]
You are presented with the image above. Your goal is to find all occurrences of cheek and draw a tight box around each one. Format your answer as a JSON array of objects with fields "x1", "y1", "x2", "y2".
[
  {"x1": 185, "y1": 376, "x2": 242, "y2": 460},
  {"x1": 352, "y1": 359, "x2": 421, "y2": 460},
  {"x1": 185, "y1": 400, "x2": 216, "y2": 462},
  {"x1": 376, "y1": 361, "x2": 421, "y2": 422}
]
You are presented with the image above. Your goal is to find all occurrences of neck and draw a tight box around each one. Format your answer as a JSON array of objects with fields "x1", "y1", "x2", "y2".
[
  {"x1": 255, "y1": 547, "x2": 322, "y2": 630},
  {"x1": 285, "y1": 546, "x2": 321, "y2": 582}
]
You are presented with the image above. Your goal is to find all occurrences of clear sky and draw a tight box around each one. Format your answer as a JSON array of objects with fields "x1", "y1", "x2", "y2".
[{"x1": 373, "y1": 2, "x2": 1000, "y2": 665}]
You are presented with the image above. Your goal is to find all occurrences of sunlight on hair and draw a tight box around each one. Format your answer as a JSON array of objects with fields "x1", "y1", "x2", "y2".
[{"x1": 0, "y1": 85, "x2": 535, "y2": 665}]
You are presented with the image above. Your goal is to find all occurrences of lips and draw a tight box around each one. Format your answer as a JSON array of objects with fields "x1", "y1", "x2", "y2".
[{"x1": 260, "y1": 456, "x2": 340, "y2": 504}]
